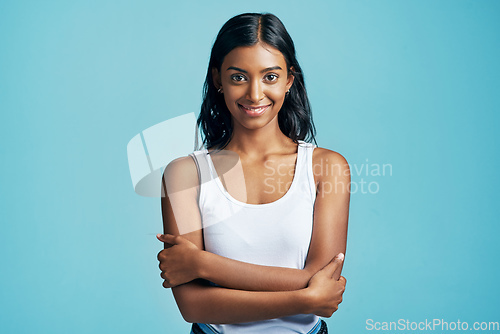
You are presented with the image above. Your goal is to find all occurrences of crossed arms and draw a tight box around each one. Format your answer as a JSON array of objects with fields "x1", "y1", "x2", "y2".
[{"x1": 157, "y1": 148, "x2": 350, "y2": 324}]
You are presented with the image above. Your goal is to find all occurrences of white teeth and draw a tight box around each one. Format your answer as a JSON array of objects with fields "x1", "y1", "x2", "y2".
[{"x1": 241, "y1": 105, "x2": 268, "y2": 112}]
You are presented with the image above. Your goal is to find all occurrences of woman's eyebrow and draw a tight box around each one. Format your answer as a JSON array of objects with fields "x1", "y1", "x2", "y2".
[{"x1": 226, "y1": 66, "x2": 283, "y2": 73}]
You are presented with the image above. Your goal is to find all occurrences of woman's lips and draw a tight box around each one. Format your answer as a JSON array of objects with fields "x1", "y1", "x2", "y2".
[{"x1": 238, "y1": 103, "x2": 271, "y2": 117}]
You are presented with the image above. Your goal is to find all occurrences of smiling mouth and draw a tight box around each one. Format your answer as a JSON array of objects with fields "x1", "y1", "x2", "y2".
[{"x1": 238, "y1": 104, "x2": 271, "y2": 116}]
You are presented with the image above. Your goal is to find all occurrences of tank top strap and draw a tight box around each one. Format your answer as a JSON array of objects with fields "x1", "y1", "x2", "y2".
[
  {"x1": 297, "y1": 140, "x2": 318, "y2": 201},
  {"x1": 188, "y1": 149, "x2": 213, "y2": 187}
]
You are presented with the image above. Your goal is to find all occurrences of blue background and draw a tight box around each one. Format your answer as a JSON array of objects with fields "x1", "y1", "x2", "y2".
[{"x1": 1, "y1": 0, "x2": 499, "y2": 333}]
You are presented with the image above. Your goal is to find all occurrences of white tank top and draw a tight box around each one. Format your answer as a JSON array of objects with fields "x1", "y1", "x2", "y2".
[{"x1": 189, "y1": 140, "x2": 319, "y2": 333}]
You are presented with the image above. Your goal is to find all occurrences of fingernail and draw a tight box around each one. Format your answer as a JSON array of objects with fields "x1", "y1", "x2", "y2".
[
  {"x1": 337, "y1": 253, "x2": 344, "y2": 261},
  {"x1": 156, "y1": 234, "x2": 162, "y2": 238}
]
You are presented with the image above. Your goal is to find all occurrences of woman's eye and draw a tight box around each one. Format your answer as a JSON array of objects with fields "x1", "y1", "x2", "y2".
[
  {"x1": 231, "y1": 74, "x2": 246, "y2": 82},
  {"x1": 265, "y1": 74, "x2": 278, "y2": 82}
]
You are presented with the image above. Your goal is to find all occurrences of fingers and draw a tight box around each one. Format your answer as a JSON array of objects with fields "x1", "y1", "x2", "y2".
[
  {"x1": 157, "y1": 248, "x2": 171, "y2": 261},
  {"x1": 162, "y1": 279, "x2": 172, "y2": 289},
  {"x1": 338, "y1": 276, "x2": 347, "y2": 294},
  {"x1": 321, "y1": 253, "x2": 344, "y2": 278},
  {"x1": 156, "y1": 233, "x2": 179, "y2": 244},
  {"x1": 157, "y1": 234, "x2": 186, "y2": 290}
]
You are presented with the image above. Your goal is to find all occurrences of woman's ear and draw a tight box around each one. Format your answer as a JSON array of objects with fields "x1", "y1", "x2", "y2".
[
  {"x1": 212, "y1": 68, "x2": 222, "y2": 90},
  {"x1": 286, "y1": 66, "x2": 295, "y2": 92}
]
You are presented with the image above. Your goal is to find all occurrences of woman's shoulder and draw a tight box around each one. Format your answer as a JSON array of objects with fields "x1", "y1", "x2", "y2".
[
  {"x1": 165, "y1": 155, "x2": 198, "y2": 172},
  {"x1": 163, "y1": 155, "x2": 200, "y2": 191},
  {"x1": 312, "y1": 146, "x2": 348, "y2": 163},
  {"x1": 311, "y1": 146, "x2": 350, "y2": 177}
]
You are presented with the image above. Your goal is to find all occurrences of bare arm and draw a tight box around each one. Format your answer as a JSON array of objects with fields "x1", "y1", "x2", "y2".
[
  {"x1": 303, "y1": 148, "x2": 350, "y2": 281},
  {"x1": 172, "y1": 257, "x2": 344, "y2": 324},
  {"x1": 158, "y1": 233, "x2": 312, "y2": 291},
  {"x1": 158, "y1": 149, "x2": 350, "y2": 291},
  {"x1": 173, "y1": 280, "x2": 308, "y2": 324}
]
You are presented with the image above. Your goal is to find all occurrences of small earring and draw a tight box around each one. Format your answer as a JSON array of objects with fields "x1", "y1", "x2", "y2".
[
  {"x1": 286, "y1": 90, "x2": 290, "y2": 95},
  {"x1": 217, "y1": 87, "x2": 223, "y2": 94}
]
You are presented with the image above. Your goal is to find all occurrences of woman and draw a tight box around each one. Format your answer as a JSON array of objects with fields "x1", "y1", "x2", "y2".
[{"x1": 157, "y1": 12, "x2": 350, "y2": 334}]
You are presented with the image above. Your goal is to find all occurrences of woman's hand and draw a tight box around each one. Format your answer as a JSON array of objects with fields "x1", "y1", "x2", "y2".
[
  {"x1": 305, "y1": 253, "x2": 347, "y2": 318},
  {"x1": 156, "y1": 234, "x2": 202, "y2": 288}
]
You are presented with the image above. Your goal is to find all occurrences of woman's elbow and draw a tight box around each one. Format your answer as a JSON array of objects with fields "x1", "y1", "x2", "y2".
[
  {"x1": 179, "y1": 308, "x2": 196, "y2": 324},
  {"x1": 172, "y1": 285, "x2": 203, "y2": 323}
]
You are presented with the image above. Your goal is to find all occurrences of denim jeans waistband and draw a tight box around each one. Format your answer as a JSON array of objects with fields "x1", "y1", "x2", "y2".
[{"x1": 190, "y1": 319, "x2": 327, "y2": 334}]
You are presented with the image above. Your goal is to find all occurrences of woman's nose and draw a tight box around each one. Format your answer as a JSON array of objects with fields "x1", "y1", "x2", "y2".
[{"x1": 246, "y1": 79, "x2": 264, "y2": 102}]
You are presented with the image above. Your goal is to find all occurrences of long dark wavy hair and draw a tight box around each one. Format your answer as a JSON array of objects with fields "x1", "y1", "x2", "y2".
[{"x1": 195, "y1": 12, "x2": 317, "y2": 151}]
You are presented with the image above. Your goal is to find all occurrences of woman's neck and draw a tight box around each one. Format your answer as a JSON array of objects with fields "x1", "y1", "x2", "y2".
[{"x1": 225, "y1": 123, "x2": 297, "y2": 158}]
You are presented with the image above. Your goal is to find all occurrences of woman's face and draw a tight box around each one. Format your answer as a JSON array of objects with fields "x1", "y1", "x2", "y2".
[{"x1": 213, "y1": 42, "x2": 294, "y2": 132}]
